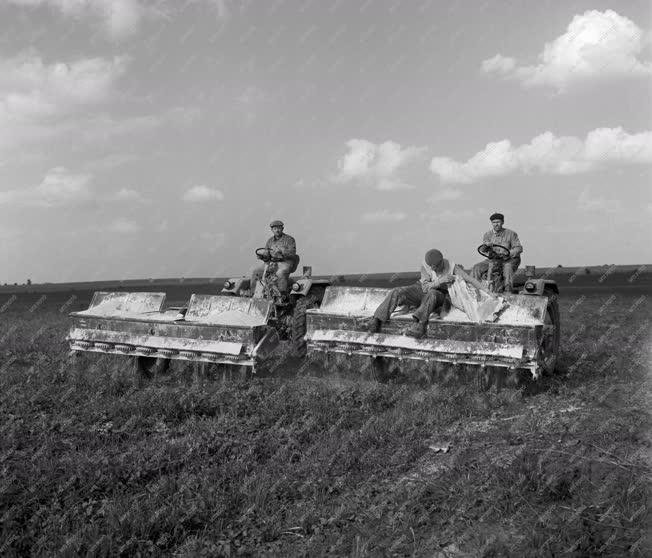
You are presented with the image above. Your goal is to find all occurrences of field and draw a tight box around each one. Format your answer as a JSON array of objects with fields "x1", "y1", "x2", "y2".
[{"x1": 1, "y1": 270, "x2": 650, "y2": 556}]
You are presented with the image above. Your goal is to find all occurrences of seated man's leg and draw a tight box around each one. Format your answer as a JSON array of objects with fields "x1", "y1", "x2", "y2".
[
  {"x1": 502, "y1": 258, "x2": 520, "y2": 291},
  {"x1": 249, "y1": 263, "x2": 265, "y2": 292},
  {"x1": 275, "y1": 261, "x2": 293, "y2": 293},
  {"x1": 472, "y1": 260, "x2": 489, "y2": 281},
  {"x1": 370, "y1": 283, "x2": 423, "y2": 329},
  {"x1": 411, "y1": 289, "x2": 446, "y2": 325}
]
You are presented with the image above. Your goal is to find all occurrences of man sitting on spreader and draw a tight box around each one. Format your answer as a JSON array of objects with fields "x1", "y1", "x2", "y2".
[{"x1": 367, "y1": 249, "x2": 458, "y2": 338}]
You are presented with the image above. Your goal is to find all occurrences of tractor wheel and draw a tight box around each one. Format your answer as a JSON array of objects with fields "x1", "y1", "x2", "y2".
[
  {"x1": 540, "y1": 289, "x2": 561, "y2": 375},
  {"x1": 308, "y1": 287, "x2": 326, "y2": 306},
  {"x1": 290, "y1": 297, "x2": 309, "y2": 358}
]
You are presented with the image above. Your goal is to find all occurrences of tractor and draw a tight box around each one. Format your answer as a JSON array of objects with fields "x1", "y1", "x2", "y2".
[
  {"x1": 304, "y1": 244, "x2": 561, "y2": 387},
  {"x1": 67, "y1": 248, "x2": 331, "y2": 378}
]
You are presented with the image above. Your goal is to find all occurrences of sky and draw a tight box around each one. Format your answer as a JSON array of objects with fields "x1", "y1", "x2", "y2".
[{"x1": 0, "y1": 0, "x2": 651, "y2": 284}]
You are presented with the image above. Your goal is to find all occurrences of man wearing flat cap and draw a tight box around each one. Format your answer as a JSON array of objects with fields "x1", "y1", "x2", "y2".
[
  {"x1": 472, "y1": 212, "x2": 522, "y2": 292},
  {"x1": 368, "y1": 248, "x2": 457, "y2": 338},
  {"x1": 250, "y1": 220, "x2": 299, "y2": 295}
]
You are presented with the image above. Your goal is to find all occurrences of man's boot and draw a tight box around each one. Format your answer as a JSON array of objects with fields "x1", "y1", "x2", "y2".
[
  {"x1": 367, "y1": 317, "x2": 382, "y2": 334},
  {"x1": 405, "y1": 321, "x2": 427, "y2": 339}
]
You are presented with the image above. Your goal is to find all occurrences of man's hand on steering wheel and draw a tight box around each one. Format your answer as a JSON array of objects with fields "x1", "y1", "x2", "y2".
[
  {"x1": 477, "y1": 243, "x2": 511, "y2": 261},
  {"x1": 255, "y1": 247, "x2": 272, "y2": 262}
]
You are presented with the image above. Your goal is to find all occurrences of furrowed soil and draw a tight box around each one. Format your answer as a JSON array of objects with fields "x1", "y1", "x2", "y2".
[{"x1": 0, "y1": 271, "x2": 650, "y2": 557}]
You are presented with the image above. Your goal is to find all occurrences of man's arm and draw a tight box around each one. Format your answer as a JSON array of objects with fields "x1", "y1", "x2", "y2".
[
  {"x1": 271, "y1": 235, "x2": 296, "y2": 259},
  {"x1": 420, "y1": 264, "x2": 453, "y2": 290},
  {"x1": 509, "y1": 231, "x2": 523, "y2": 257},
  {"x1": 284, "y1": 235, "x2": 297, "y2": 257},
  {"x1": 420, "y1": 264, "x2": 434, "y2": 290}
]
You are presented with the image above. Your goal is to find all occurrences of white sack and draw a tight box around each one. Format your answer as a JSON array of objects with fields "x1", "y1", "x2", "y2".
[{"x1": 448, "y1": 276, "x2": 507, "y2": 323}]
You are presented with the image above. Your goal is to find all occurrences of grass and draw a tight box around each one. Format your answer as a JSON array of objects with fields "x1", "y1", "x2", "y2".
[{"x1": 0, "y1": 284, "x2": 650, "y2": 557}]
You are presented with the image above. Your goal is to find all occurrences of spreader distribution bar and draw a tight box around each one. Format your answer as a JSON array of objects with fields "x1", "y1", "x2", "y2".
[{"x1": 306, "y1": 286, "x2": 550, "y2": 378}]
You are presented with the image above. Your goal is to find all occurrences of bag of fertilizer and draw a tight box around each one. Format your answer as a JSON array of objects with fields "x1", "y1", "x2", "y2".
[{"x1": 448, "y1": 276, "x2": 507, "y2": 323}]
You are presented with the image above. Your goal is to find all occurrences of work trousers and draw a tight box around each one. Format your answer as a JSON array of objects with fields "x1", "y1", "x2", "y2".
[
  {"x1": 373, "y1": 283, "x2": 446, "y2": 324},
  {"x1": 471, "y1": 257, "x2": 520, "y2": 291},
  {"x1": 250, "y1": 261, "x2": 294, "y2": 293}
]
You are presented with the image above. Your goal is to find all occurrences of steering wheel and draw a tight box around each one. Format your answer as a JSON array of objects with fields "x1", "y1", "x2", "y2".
[
  {"x1": 255, "y1": 247, "x2": 272, "y2": 261},
  {"x1": 256, "y1": 247, "x2": 284, "y2": 262},
  {"x1": 477, "y1": 243, "x2": 511, "y2": 260}
]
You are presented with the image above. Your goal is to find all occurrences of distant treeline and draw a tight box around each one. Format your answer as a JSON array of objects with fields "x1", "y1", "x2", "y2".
[{"x1": 0, "y1": 264, "x2": 648, "y2": 294}]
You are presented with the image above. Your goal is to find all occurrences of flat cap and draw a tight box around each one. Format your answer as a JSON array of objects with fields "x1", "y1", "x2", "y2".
[
  {"x1": 270, "y1": 220, "x2": 284, "y2": 228},
  {"x1": 425, "y1": 249, "x2": 443, "y2": 268},
  {"x1": 489, "y1": 212, "x2": 504, "y2": 221}
]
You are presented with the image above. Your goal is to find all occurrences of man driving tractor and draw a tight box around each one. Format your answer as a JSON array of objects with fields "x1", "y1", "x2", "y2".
[
  {"x1": 368, "y1": 248, "x2": 458, "y2": 338},
  {"x1": 249, "y1": 220, "x2": 299, "y2": 296},
  {"x1": 471, "y1": 212, "x2": 522, "y2": 292}
]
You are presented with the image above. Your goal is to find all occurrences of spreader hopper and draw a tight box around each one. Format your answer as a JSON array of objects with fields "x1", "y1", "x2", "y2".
[
  {"x1": 305, "y1": 284, "x2": 560, "y2": 380},
  {"x1": 67, "y1": 292, "x2": 280, "y2": 372}
]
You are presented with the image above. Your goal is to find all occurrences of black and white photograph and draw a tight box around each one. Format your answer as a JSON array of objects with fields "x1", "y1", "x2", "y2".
[{"x1": 1, "y1": 0, "x2": 650, "y2": 555}]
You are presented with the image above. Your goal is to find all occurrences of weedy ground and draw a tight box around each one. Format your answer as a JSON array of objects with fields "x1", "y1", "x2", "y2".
[{"x1": 0, "y1": 279, "x2": 650, "y2": 557}]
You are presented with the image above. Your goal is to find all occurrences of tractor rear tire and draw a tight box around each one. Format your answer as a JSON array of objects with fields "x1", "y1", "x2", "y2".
[
  {"x1": 291, "y1": 297, "x2": 308, "y2": 358},
  {"x1": 541, "y1": 289, "x2": 561, "y2": 375}
]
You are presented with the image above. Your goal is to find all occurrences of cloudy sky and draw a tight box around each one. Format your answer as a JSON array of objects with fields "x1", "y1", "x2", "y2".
[{"x1": 0, "y1": 0, "x2": 650, "y2": 283}]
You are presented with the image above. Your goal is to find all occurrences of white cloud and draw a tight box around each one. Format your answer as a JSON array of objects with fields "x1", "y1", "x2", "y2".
[
  {"x1": 202, "y1": 0, "x2": 232, "y2": 20},
  {"x1": 182, "y1": 185, "x2": 224, "y2": 202},
  {"x1": 583, "y1": 127, "x2": 652, "y2": 163},
  {"x1": 336, "y1": 139, "x2": 426, "y2": 190},
  {"x1": 0, "y1": 51, "x2": 128, "y2": 119},
  {"x1": 0, "y1": 190, "x2": 23, "y2": 206},
  {"x1": 37, "y1": 166, "x2": 93, "y2": 204},
  {"x1": 361, "y1": 210, "x2": 407, "y2": 223},
  {"x1": 0, "y1": 49, "x2": 200, "y2": 159},
  {"x1": 1, "y1": 93, "x2": 198, "y2": 158},
  {"x1": 0, "y1": 166, "x2": 93, "y2": 207},
  {"x1": 8, "y1": 0, "x2": 143, "y2": 40},
  {"x1": 8, "y1": 0, "x2": 232, "y2": 39},
  {"x1": 481, "y1": 54, "x2": 516, "y2": 75},
  {"x1": 482, "y1": 10, "x2": 652, "y2": 91},
  {"x1": 0, "y1": 52, "x2": 128, "y2": 155},
  {"x1": 102, "y1": 0, "x2": 143, "y2": 39},
  {"x1": 0, "y1": 168, "x2": 150, "y2": 207},
  {"x1": 107, "y1": 218, "x2": 140, "y2": 234},
  {"x1": 77, "y1": 106, "x2": 200, "y2": 145},
  {"x1": 430, "y1": 128, "x2": 652, "y2": 184}
]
